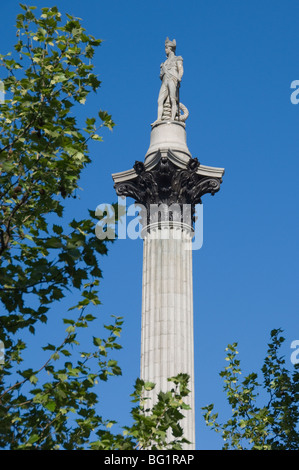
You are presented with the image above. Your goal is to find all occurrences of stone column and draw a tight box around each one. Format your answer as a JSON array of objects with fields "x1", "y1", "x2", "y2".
[
  {"x1": 112, "y1": 92, "x2": 224, "y2": 452},
  {"x1": 112, "y1": 38, "x2": 225, "y2": 450},
  {"x1": 113, "y1": 120, "x2": 224, "y2": 450},
  {"x1": 140, "y1": 222, "x2": 195, "y2": 448}
]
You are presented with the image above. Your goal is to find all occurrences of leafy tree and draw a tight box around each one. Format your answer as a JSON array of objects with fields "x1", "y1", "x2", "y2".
[
  {"x1": 0, "y1": 4, "x2": 190, "y2": 450},
  {"x1": 202, "y1": 329, "x2": 299, "y2": 450}
]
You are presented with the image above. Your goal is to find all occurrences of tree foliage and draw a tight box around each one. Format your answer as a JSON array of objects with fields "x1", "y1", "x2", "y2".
[
  {"x1": 0, "y1": 5, "x2": 190, "y2": 450},
  {"x1": 203, "y1": 329, "x2": 299, "y2": 450}
]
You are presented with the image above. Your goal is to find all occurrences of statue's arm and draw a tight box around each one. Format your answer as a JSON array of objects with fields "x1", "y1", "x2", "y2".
[
  {"x1": 177, "y1": 59, "x2": 184, "y2": 82},
  {"x1": 160, "y1": 62, "x2": 165, "y2": 79}
]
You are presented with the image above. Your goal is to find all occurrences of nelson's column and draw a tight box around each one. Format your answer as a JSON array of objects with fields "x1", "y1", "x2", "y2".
[{"x1": 112, "y1": 38, "x2": 225, "y2": 449}]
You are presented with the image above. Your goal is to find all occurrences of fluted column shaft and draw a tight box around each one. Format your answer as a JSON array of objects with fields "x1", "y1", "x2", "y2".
[{"x1": 140, "y1": 222, "x2": 195, "y2": 449}]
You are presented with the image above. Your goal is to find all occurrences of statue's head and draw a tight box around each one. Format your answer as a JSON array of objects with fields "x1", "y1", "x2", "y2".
[{"x1": 165, "y1": 37, "x2": 176, "y2": 53}]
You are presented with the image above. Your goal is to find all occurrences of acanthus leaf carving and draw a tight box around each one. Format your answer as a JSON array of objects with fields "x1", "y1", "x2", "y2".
[{"x1": 114, "y1": 153, "x2": 222, "y2": 227}]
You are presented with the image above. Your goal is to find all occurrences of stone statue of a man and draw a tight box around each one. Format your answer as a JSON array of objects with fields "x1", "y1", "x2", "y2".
[{"x1": 157, "y1": 38, "x2": 184, "y2": 121}]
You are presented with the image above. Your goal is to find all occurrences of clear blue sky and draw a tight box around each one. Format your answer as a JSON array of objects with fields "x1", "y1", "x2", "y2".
[{"x1": 1, "y1": 0, "x2": 299, "y2": 450}]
